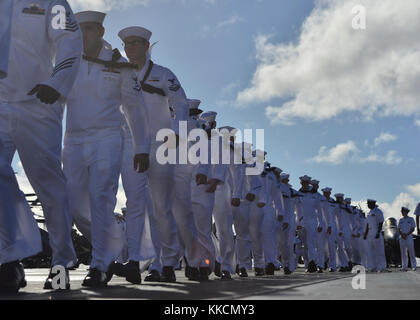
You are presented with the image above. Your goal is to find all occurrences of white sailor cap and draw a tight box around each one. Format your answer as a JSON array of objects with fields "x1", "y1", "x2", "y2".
[
  {"x1": 252, "y1": 150, "x2": 267, "y2": 157},
  {"x1": 118, "y1": 26, "x2": 152, "y2": 42},
  {"x1": 219, "y1": 126, "x2": 238, "y2": 135},
  {"x1": 274, "y1": 167, "x2": 283, "y2": 175},
  {"x1": 310, "y1": 179, "x2": 320, "y2": 185},
  {"x1": 299, "y1": 175, "x2": 312, "y2": 182},
  {"x1": 322, "y1": 187, "x2": 332, "y2": 193},
  {"x1": 280, "y1": 173, "x2": 290, "y2": 180},
  {"x1": 75, "y1": 11, "x2": 106, "y2": 25},
  {"x1": 345, "y1": 198, "x2": 352, "y2": 203},
  {"x1": 402, "y1": 207, "x2": 410, "y2": 212},
  {"x1": 334, "y1": 193, "x2": 344, "y2": 198},
  {"x1": 188, "y1": 99, "x2": 203, "y2": 115},
  {"x1": 367, "y1": 199, "x2": 376, "y2": 203},
  {"x1": 200, "y1": 111, "x2": 217, "y2": 123}
]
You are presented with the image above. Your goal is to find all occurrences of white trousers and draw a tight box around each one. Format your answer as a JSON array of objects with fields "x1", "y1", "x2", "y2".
[
  {"x1": 172, "y1": 163, "x2": 200, "y2": 267},
  {"x1": 249, "y1": 203, "x2": 265, "y2": 269},
  {"x1": 120, "y1": 137, "x2": 155, "y2": 262},
  {"x1": 262, "y1": 204, "x2": 280, "y2": 268},
  {"x1": 399, "y1": 236, "x2": 417, "y2": 269},
  {"x1": 0, "y1": 139, "x2": 42, "y2": 263},
  {"x1": 301, "y1": 225, "x2": 318, "y2": 265},
  {"x1": 326, "y1": 230, "x2": 338, "y2": 269},
  {"x1": 212, "y1": 183, "x2": 235, "y2": 273},
  {"x1": 232, "y1": 200, "x2": 252, "y2": 270},
  {"x1": 367, "y1": 235, "x2": 386, "y2": 271},
  {"x1": 63, "y1": 134, "x2": 125, "y2": 272},
  {"x1": 277, "y1": 220, "x2": 296, "y2": 271},
  {"x1": 351, "y1": 236, "x2": 361, "y2": 264},
  {"x1": 0, "y1": 0, "x2": 12, "y2": 78},
  {"x1": 316, "y1": 230, "x2": 327, "y2": 268},
  {"x1": 0, "y1": 100, "x2": 76, "y2": 267},
  {"x1": 147, "y1": 143, "x2": 180, "y2": 268},
  {"x1": 359, "y1": 238, "x2": 370, "y2": 269},
  {"x1": 191, "y1": 182, "x2": 216, "y2": 269}
]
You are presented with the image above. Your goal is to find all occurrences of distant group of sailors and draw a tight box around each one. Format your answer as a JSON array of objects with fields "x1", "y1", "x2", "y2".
[{"x1": 0, "y1": 1, "x2": 418, "y2": 295}]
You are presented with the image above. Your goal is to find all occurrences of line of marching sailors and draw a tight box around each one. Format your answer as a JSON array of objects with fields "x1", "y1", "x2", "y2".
[{"x1": 0, "y1": 1, "x2": 417, "y2": 295}]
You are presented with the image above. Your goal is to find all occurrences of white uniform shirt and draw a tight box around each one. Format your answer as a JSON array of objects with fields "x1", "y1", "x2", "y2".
[
  {"x1": 295, "y1": 189, "x2": 322, "y2": 228},
  {"x1": 0, "y1": 0, "x2": 82, "y2": 102},
  {"x1": 414, "y1": 203, "x2": 420, "y2": 216},
  {"x1": 65, "y1": 42, "x2": 150, "y2": 154},
  {"x1": 0, "y1": 0, "x2": 13, "y2": 79},
  {"x1": 132, "y1": 58, "x2": 189, "y2": 139},
  {"x1": 367, "y1": 207, "x2": 384, "y2": 238},
  {"x1": 398, "y1": 217, "x2": 416, "y2": 235}
]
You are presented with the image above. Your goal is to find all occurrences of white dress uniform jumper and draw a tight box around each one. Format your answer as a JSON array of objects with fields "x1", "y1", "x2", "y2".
[{"x1": 0, "y1": 0, "x2": 82, "y2": 268}]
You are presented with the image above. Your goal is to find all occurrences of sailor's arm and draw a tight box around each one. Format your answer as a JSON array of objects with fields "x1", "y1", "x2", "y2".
[{"x1": 32, "y1": 0, "x2": 82, "y2": 103}]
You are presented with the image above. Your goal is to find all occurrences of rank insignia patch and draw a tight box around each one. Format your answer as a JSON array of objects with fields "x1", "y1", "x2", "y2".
[
  {"x1": 22, "y1": 3, "x2": 45, "y2": 15},
  {"x1": 168, "y1": 78, "x2": 180, "y2": 92}
]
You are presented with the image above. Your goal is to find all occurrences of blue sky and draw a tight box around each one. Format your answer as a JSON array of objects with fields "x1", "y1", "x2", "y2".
[{"x1": 13, "y1": 0, "x2": 420, "y2": 218}]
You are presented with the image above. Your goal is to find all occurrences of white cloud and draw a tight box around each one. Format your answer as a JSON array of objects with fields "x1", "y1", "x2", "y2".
[
  {"x1": 310, "y1": 141, "x2": 402, "y2": 165},
  {"x1": 415, "y1": 119, "x2": 420, "y2": 129},
  {"x1": 68, "y1": 0, "x2": 150, "y2": 12},
  {"x1": 238, "y1": 0, "x2": 420, "y2": 125},
  {"x1": 406, "y1": 183, "x2": 420, "y2": 198},
  {"x1": 216, "y1": 14, "x2": 245, "y2": 29},
  {"x1": 373, "y1": 132, "x2": 397, "y2": 146},
  {"x1": 311, "y1": 140, "x2": 359, "y2": 164}
]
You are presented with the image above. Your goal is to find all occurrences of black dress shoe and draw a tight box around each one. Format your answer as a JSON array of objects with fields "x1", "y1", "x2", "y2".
[
  {"x1": 82, "y1": 268, "x2": 108, "y2": 288},
  {"x1": 161, "y1": 266, "x2": 176, "y2": 283},
  {"x1": 185, "y1": 265, "x2": 192, "y2": 279},
  {"x1": 144, "y1": 269, "x2": 161, "y2": 282},
  {"x1": 255, "y1": 268, "x2": 265, "y2": 277},
  {"x1": 283, "y1": 267, "x2": 292, "y2": 275},
  {"x1": 338, "y1": 267, "x2": 348, "y2": 272},
  {"x1": 199, "y1": 267, "x2": 210, "y2": 281},
  {"x1": 221, "y1": 270, "x2": 232, "y2": 280},
  {"x1": 44, "y1": 267, "x2": 70, "y2": 290},
  {"x1": 317, "y1": 267, "x2": 323, "y2": 273},
  {"x1": 0, "y1": 261, "x2": 26, "y2": 294},
  {"x1": 125, "y1": 261, "x2": 141, "y2": 285},
  {"x1": 214, "y1": 261, "x2": 222, "y2": 277},
  {"x1": 265, "y1": 263, "x2": 275, "y2": 275},
  {"x1": 306, "y1": 260, "x2": 317, "y2": 273},
  {"x1": 239, "y1": 268, "x2": 248, "y2": 278},
  {"x1": 106, "y1": 261, "x2": 125, "y2": 282},
  {"x1": 187, "y1": 267, "x2": 200, "y2": 281}
]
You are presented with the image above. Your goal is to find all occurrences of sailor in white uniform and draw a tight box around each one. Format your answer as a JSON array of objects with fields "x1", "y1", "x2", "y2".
[
  {"x1": 398, "y1": 207, "x2": 417, "y2": 271},
  {"x1": 321, "y1": 187, "x2": 338, "y2": 272},
  {"x1": 119, "y1": 26, "x2": 190, "y2": 282},
  {"x1": 0, "y1": 2, "x2": 42, "y2": 293},
  {"x1": 364, "y1": 199, "x2": 386, "y2": 272},
  {"x1": 246, "y1": 150, "x2": 268, "y2": 276},
  {"x1": 295, "y1": 175, "x2": 322, "y2": 273},
  {"x1": 261, "y1": 162, "x2": 281, "y2": 275},
  {"x1": 172, "y1": 99, "x2": 203, "y2": 281},
  {"x1": 334, "y1": 194, "x2": 352, "y2": 271},
  {"x1": 63, "y1": 11, "x2": 150, "y2": 287},
  {"x1": 311, "y1": 179, "x2": 327, "y2": 272},
  {"x1": 0, "y1": 0, "x2": 82, "y2": 290},
  {"x1": 190, "y1": 112, "x2": 227, "y2": 281},
  {"x1": 278, "y1": 173, "x2": 297, "y2": 274},
  {"x1": 231, "y1": 142, "x2": 254, "y2": 277}
]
